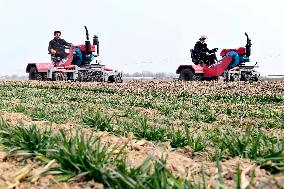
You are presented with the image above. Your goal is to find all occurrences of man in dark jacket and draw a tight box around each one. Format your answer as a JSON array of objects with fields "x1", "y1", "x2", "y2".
[
  {"x1": 48, "y1": 31, "x2": 72, "y2": 60},
  {"x1": 193, "y1": 35, "x2": 217, "y2": 66}
]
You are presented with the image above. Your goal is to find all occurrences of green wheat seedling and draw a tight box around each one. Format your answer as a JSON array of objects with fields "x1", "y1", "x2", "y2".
[
  {"x1": 107, "y1": 157, "x2": 202, "y2": 189},
  {"x1": 169, "y1": 128, "x2": 189, "y2": 148},
  {"x1": 0, "y1": 120, "x2": 53, "y2": 156},
  {"x1": 169, "y1": 125, "x2": 205, "y2": 152},
  {"x1": 131, "y1": 116, "x2": 167, "y2": 142},
  {"x1": 212, "y1": 126, "x2": 284, "y2": 173},
  {"x1": 82, "y1": 110, "x2": 207, "y2": 149},
  {"x1": 50, "y1": 129, "x2": 124, "y2": 182},
  {"x1": 82, "y1": 111, "x2": 114, "y2": 132},
  {"x1": 0, "y1": 117, "x2": 271, "y2": 188},
  {"x1": 13, "y1": 104, "x2": 26, "y2": 113}
]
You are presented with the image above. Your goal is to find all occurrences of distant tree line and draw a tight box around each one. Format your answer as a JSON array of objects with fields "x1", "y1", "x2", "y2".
[
  {"x1": 123, "y1": 71, "x2": 176, "y2": 79},
  {"x1": 0, "y1": 72, "x2": 177, "y2": 80},
  {"x1": 0, "y1": 75, "x2": 28, "y2": 80}
]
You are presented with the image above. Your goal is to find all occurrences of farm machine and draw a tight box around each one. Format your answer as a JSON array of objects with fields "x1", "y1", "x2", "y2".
[
  {"x1": 26, "y1": 26, "x2": 123, "y2": 82},
  {"x1": 176, "y1": 33, "x2": 259, "y2": 81}
]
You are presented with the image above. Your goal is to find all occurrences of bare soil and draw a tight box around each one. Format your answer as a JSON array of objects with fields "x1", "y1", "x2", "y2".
[{"x1": 1, "y1": 111, "x2": 284, "y2": 188}]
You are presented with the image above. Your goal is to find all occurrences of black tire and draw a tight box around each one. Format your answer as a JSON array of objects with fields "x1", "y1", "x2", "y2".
[
  {"x1": 108, "y1": 76, "x2": 115, "y2": 83},
  {"x1": 204, "y1": 76, "x2": 218, "y2": 81},
  {"x1": 179, "y1": 68, "x2": 195, "y2": 81},
  {"x1": 29, "y1": 67, "x2": 38, "y2": 80},
  {"x1": 211, "y1": 76, "x2": 219, "y2": 81},
  {"x1": 115, "y1": 74, "x2": 123, "y2": 83},
  {"x1": 42, "y1": 73, "x2": 47, "y2": 81},
  {"x1": 241, "y1": 72, "x2": 253, "y2": 82},
  {"x1": 230, "y1": 74, "x2": 239, "y2": 81}
]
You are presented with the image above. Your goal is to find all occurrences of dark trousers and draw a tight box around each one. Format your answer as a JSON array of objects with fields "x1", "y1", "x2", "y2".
[
  {"x1": 200, "y1": 53, "x2": 217, "y2": 66},
  {"x1": 55, "y1": 50, "x2": 68, "y2": 59}
]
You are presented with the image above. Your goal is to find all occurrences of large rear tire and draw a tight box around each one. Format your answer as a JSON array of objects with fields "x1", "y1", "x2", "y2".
[
  {"x1": 29, "y1": 67, "x2": 38, "y2": 80},
  {"x1": 179, "y1": 68, "x2": 195, "y2": 81}
]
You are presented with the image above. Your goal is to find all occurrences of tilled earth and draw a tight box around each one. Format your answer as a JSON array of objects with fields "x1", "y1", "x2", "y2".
[
  {"x1": 0, "y1": 111, "x2": 283, "y2": 189},
  {"x1": 1, "y1": 80, "x2": 284, "y2": 96},
  {"x1": 0, "y1": 80, "x2": 284, "y2": 188}
]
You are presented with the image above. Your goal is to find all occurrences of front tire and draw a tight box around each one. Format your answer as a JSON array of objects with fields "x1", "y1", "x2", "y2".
[
  {"x1": 230, "y1": 74, "x2": 240, "y2": 81},
  {"x1": 115, "y1": 75, "x2": 123, "y2": 83},
  {"x1": 179, "y1": 68, "x2": 195, "y2": 81}
]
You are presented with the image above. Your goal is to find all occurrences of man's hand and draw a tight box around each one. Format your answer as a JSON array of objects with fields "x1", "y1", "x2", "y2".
[
  {"x1": 212, "y1": 48, "x2": 218, "y2": 52},
  {"x1": 50, "y1": 49, "x2": 56, "y2": 54}
]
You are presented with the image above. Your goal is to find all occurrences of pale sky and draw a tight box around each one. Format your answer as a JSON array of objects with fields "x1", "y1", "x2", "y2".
[{"x1": 0, "y1": 0, "x2": 283, "y2": 76}]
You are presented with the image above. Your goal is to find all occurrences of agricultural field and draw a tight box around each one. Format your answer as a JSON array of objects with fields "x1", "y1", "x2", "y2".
[{"x1": 0, "y1": 80, "x2": 284, "y2": 188}]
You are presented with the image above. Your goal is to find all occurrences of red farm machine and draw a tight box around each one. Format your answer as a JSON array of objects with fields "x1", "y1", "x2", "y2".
[
  {"x1": 176, "y1": 33, "x2": 259, "y2": 81},
  {"x1": 26, "y1": 26, "x2": 123, "y2": 82}
]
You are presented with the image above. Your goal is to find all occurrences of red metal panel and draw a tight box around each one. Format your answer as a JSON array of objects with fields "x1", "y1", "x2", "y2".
[
  {"x1": 35, "y1": 63, "x2": 54, "y2": 71},
  {"x1": 64, "y1": 65, "x2": 76, "y2": 69},
  {"x1": 27, "y1": 47, "x2": 76, "y2": 71},
  {"x1": 54, "y1": 47, "x2": 74, "y2": 67},
  {"x1": 191, "y1": 64, "x2": 204, "y2": 73},
  {"x1": 236, "y1": 47, "x2": 246, "y2": 55},
  {"x1": 104, "y1": 68, "x2": 113, "y2": 71},
  {"x1": 220, "y1": 47, "x2": 246, "y2": 57},
  {"x1": 79, "y1": 45, "x2": 96, "y2": 52},
  {"x1": 203, "y1": 56, "x2": 233, "y2": 77},
  {"x1": 220, "y1": 49, "x2": 234, "y2": 57}
]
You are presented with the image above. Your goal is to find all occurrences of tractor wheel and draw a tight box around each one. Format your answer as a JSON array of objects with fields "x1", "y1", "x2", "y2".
[
  {"x1": 230, "y1": 74, "x2": 240, "y2": 82},
  {"x1": 115, "y1": 74, "x2": 123, "y2": 83},
  {"x1": 241, "y1": 72, "x2": 253, "y2": 82},
  {"x1": 42, "y1": 73, "x2": 47, "y2": 81},
  {"x1": 52, "y1": 72, "x2": 67, "y2": 81},
  {"x1": 29, "y1": 67, "x2": 38, "y2": 80},
  {"x1": 179, "y1": 68, "x2": 195, "y2": 81},
  {"x1": 211, "y1": 76, "x2": 219, "y2": 81},
  {"x1": 205, "y1": 76, "x2": 219, "y2": 81},
  {"x1": 108, "y1": 76, "x2": 115, "y2": 83}
]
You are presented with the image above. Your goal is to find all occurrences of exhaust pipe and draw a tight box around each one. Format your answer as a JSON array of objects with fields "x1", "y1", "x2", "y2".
[
  {"x1": 245, "y1": 32, "x2": 251, "y2": 57},
  {"x1": 93, "y1": 35, "x2": 99, "y2": 56},
  {"x1": 84, "y1": 26, "x2": 91, "y2": 55}
]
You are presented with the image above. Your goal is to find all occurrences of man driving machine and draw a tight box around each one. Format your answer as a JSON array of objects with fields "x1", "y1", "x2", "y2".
[
  {"x1": 193, "y1": 35, "x2": 217, "y2": 66},
  {"x1": 48, "y1": 31, "x2": 72, "y2": 60}
]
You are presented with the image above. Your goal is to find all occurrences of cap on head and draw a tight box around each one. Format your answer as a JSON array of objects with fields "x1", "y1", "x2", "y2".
[
  {"x1": 54, "y1": 31, "x2": 61, "y2": 36},
  {"x1": 199, "y1": 35, "x2": 208, "y2": 40}
]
